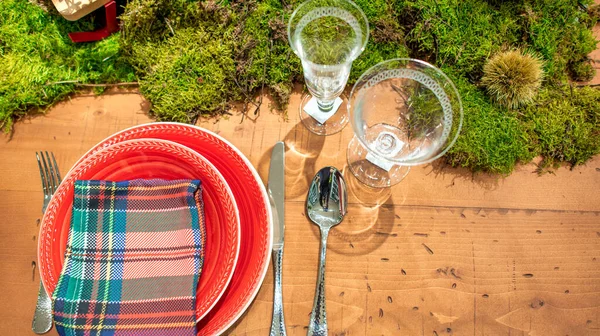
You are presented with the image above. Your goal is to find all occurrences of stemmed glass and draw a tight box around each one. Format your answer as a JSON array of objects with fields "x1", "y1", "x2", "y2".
[
  {"x1": 347, "y1": 59, "x2": 464, "y2": 188},
  {"x1": 288, "y1": 0, "x2": 369, "y2": 136}
]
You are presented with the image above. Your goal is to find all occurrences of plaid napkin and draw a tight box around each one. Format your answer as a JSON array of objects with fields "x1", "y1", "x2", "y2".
[{"x1": 52, "y1": 179, "x2": 205, "y2": 336}]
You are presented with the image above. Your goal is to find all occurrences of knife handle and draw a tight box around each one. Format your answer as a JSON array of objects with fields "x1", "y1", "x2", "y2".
[{"x1": 270, "y1": 248, "x2": 287, "y2": 336}]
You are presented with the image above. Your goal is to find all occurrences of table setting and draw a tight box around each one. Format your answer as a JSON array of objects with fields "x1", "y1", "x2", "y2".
[
  {"x1": 31, "y1": 1, "x2": 464, "y2": 335},
  {"x1": 0, "y1": 0, "x2": 593, "y2": 334},
  {"x1": 34, "y1": 126, "x2": 272, "y2": 335}
]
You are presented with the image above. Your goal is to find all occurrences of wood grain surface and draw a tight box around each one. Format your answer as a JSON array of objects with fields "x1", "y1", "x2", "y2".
[{"x1": 0, "y1": 86, "x2": 598, "y2": 336}]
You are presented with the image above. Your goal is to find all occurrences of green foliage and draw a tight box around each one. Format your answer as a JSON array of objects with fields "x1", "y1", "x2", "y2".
[
  {"x1": 242, "y1": 0, "x2": 301, "y2": 107},
  {"x1": 523, "y1": 0, "x2": 597, "y2": 82},
  {"x1": 27, "y1": 0, "x2": 57, "y2": 14},
  {"x1": 351, "y1": 0, "x2": 410, "y2": 80},
  {"x1": 2, "y1": 0, "x2": 599, "y2": 175},
  {"x1": 445, "y1": 72, "x2": 535, "y2": 174},
  {"x1": 351, "y1": 42, "x2": 409, "y2": 81},
  {"x1": 401, "y1": 0, "x2": 597, "y2": 82},
  {"x1": 403, "y1": 0, "x2": 520, "y2": 79},
  {"x1": 570, "y1": 61, "x2": 596, "y2": 82},
  {"x1": 447, "y1": 78, "x2": 600, "y2": 174},
  {"x1": 521, "y1": 86, "x2": 600, "y2": 170},
  {"x1": 132, "y1": 28, "x2": 237, "y2": 122},
  {"x1": 0, "y1": 0, "x2": 134, "y2": 131},
  {"x1": 397, "y1": 0, "x2": 599, "y2": 172},
  {"x1": 589, "y1": 5, "x2": 600, "y2": 21},
  {"x1": 119, "y1": 0, "x2": 204, "y2": 44}
]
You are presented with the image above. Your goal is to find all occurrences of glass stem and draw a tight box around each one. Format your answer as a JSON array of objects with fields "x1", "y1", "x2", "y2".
[{"x1": 317, "y1": 99, "x2": 335, "y2": 112}]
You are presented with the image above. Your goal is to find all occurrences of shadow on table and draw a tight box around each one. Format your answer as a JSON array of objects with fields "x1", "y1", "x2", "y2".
[
  {"x1": 283, "y1": 121, "x2": 326, "y2": 199},
  {"x1": 324, "y1": 165, "x2": 396, "y2": 256},
  {"x1": 256, "y1": 121, "x2": 395, "y2": 254},
  {"x1": 256, "y1": 121, "x2": 326, "y2": 199}
]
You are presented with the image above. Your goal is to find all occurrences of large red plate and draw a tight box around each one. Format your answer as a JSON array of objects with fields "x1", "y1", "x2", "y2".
[
  {"x1": 64, "y1": 123, "x2": 272, "y2": 335},
  {"x1": 38, "y1": 139, "x2": 240, "y2": 322}
]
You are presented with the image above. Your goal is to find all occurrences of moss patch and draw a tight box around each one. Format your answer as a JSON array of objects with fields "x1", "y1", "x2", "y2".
[
  {"x1": 522, "y1": 86, "x2": 600, "y2": 171},
  {"x1": 2, "y1": 0, "x2": 600, "y2": 174},
  {"x1": 445, "y1": 71, "x2": 535, "y2": 175},
  {"x1": 0, "y1": 0, "x2": 135, "y2": 131}
]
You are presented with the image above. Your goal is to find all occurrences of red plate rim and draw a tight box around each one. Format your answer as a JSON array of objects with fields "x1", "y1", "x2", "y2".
[
  {"x1": 37, "y1": 138, "x2": 242, "y2": 323},
  {"x1": 59, "y1": 122, "x2": 273, "y2": 335}
]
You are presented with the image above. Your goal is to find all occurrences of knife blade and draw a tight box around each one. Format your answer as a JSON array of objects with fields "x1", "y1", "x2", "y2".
[
  {"x1": 268, "y1": 141, "x2": 285, "y2": 250},
  {"x1": 268, "y1": 141, "x2": 286, "y2": 336}
]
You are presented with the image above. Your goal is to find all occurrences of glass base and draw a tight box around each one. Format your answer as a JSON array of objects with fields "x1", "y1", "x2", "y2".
[
  {"x1": 347, "y1": 136, "x2": 410, "y2": 188},
  {"x1": 299, "y1": 93, "x2": 348, "y2": 136}
]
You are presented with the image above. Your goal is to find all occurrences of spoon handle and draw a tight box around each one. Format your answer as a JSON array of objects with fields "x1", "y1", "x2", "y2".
[{"x1": 308, "y1": 227, "x2": 330, "y2": 336}]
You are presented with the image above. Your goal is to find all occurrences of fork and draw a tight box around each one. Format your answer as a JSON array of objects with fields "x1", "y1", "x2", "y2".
[{"x1": 32, "y1": 151, "x2": 61, "y2": 334}]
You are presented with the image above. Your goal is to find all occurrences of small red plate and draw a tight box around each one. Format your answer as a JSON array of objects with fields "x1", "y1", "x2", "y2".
[
  {"x1": 64, "y1": 123, "x2": 273, "y2": 335},
  {"x1": 38, "y1": 139, "x2": 240, "y2": 322}
]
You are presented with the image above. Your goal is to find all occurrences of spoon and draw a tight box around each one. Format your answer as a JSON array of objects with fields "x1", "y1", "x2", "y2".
[{"x1": 306, "y1": 166, "x2": 347, "y2": 336}]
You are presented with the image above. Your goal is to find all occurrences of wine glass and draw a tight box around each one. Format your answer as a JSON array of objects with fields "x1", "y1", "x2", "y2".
[
  {"x1": 347, "y1": 58, "x2": 464, "y2": 188},
  {"x1": 288, "y1": 0, "x2": 369, "y2": 136}
]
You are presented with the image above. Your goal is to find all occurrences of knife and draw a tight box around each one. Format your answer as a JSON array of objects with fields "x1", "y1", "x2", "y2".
[{"x1": 268, "y1": 141, "x2": 287, "y2": 336}]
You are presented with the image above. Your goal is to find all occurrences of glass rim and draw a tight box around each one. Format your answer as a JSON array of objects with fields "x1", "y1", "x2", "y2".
[
  {"x1": 287, "y1": 0, "x2": 370, "y2": 64},
  {"x1": 348, "y1": 58, "x2": 464, "y2": 166}
]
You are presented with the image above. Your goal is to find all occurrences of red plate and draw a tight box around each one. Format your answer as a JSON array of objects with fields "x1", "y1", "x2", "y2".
[
  {"x1": 38, "y1": 139, "x2": 240, "y2": 322},
  {"x1": 61, "y1": 123, "x2": 272, "y2": 335}
]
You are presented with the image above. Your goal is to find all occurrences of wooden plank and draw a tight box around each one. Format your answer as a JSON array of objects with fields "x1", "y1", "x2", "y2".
[
  {"x1": 0, "y1": 88, "x2": 599, "y2": 336},
  {"x1": 229, "y1": 202, "x2": 600, "y2": 336}
]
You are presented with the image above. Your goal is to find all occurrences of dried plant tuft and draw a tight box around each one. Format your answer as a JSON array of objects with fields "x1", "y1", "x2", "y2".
[{"x1": 482, "y1": 50, "x2": 544, "y2": 109}]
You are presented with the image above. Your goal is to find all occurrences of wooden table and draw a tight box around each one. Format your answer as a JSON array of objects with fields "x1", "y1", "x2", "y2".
[{"x1": 0, "y1": 89, "x2": 599, "y2": 335}]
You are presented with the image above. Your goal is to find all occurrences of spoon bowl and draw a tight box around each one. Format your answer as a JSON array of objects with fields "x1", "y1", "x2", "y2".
[{"x1": 307, "y1": 166, "x2": 347, "y2": 228}]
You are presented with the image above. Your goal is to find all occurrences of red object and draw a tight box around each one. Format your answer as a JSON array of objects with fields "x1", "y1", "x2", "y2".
[
  {"x1": 68, "y1": 0, "x2": 119, "y2": 43},
  {"x1": 38, "y1": 138, "x2": 241, "y2": 322},
  {"x1": 39, "y1": 123, "x2": 272, "y2": 335}
]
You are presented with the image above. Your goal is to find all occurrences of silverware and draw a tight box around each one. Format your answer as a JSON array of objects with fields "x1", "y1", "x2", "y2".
[
  {"x1": 306, "y1": 167, "x2": 347, "y2": 336},
  {"x1": 32, "y1": 151, "x2": 60, "y2": 334},
  {"x1": 268, "y1": 141, "x2": 287, "y2": 336}
]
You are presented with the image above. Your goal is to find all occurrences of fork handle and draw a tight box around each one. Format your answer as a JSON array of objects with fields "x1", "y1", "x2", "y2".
[
  {"x1": 307, "y1": 227, "x2": 330, "y2": 336},
  {"x1": 32, "y1": 282, "x2": 52, "y2": 334}
]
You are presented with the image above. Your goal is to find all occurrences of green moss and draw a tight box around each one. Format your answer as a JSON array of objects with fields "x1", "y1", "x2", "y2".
[
  {"x1": 132, "y1": 28, "x2": 237, "y2": 122},
  {"x1": 445, "y1": 72, "x2": 535, "y2": 174},
  {"x1": 351, "y1": 42, "x2": 410, "y2": 82},
  {"x1": 119, "y1": 0, "x2": 204, "y2": 45},
  {"x1": 0, "y1": 0, "x2": 134, "y2": 131},
  {"x1": 242, "y1": 0, "x2": 301, "y2": 108},
  {"x1": 2, "y1": 0, "x2": 600, "y2": 175},
  {"x1": 354, "y1": 0, "x2": 392, "y2": 20},
  {"x1": 589, "y1": 4, "x2": 600, "y2": 21},
  {"x1": 400, "y1": 0, "x2": 597, "y2": 83},
  {"x1": 570, "y1": 61, "x2": 596, "y2": 82},
  {"x1": 521, "y1": 86, "x2": 600, "y2": 170},
  {"x1": 402, "y1": 0, "x2": 520, "y2": 79},
  {"x1": 446, "y1": 79, "x2": 600, "y2": 174}
]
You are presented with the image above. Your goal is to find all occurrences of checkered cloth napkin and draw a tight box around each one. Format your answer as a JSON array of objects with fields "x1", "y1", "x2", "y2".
[{"x1": 52, "y1": 179, "x2": 206, "y2": 336}]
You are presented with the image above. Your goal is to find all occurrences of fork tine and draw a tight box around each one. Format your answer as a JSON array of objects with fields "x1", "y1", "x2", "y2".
[
  {"x1": 40, "y1": 152, "x2": 53, "y2": 196},
  {"x1": 44, "y1": 151, "x2": 57, "y2": 194},
  {"x1": 51, "y1": 152, "x2": 62, "y2": 182},
  {"x1": 36, "y1": 152, "x2": 49, "y2": 198}
]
